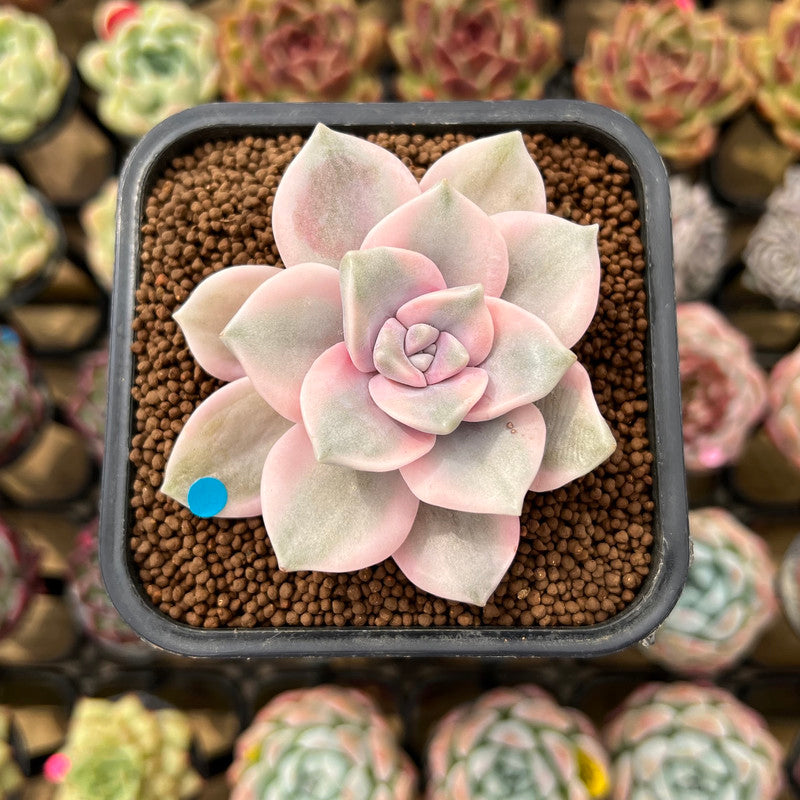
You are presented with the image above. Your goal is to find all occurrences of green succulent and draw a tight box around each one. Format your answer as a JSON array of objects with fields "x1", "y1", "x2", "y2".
[
  {"x1": 0, "y1": 708, "x2": 23, "y2": 799},
  {"x1": 78, "y1": 1, "x2": 219, "y2": 138},
  {"x1": 0, "y1": 7, "x2": 70, "y2": 143},
  {"x1": 80, "y1": 179, "x2": 117, "y2": 290},
  {"x1": 0, "y1": 165, "x2": 58, "y2": 300}
]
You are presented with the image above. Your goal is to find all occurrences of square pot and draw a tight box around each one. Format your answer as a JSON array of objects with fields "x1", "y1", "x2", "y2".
[{"x1": 101, "y1": 100, "x2": 688, "y2": 658}]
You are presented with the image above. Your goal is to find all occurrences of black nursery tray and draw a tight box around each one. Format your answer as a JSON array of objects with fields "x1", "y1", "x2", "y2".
[{"x1": 101, "y1": 100, "x2": 688, "y2": 658}]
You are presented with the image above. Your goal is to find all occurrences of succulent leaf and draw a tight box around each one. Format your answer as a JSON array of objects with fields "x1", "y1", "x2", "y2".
[
  {"x1": 174, "y1": 264, "x2": 281, "y2": 382},
  {"x1": 261, "y1": 425, "x2": 418, "y2": 572},
  {"x1": 273, "y1": 124, "x2": 421, "y2": 269},
  {"x1": 392, "y1": 503, "x2": 520, "y2": 606},
  {"x1": 765, "y1": 342, "x2": 800, "y2": 471}
]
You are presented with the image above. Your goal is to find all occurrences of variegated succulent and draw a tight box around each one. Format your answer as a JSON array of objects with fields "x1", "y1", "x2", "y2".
[
  {"x1": 743, "y1": 165, "x2": 800, "y2": 309},
  {"x1": 65, "y1": 348, "x2": 107, "y2": 462},
  {"x1": 645, "y1": 507, "x2": 777, "y2": 676},
  {"x1": 80, "y1": 179, "x2": 117, "y2": 291},
  {"x1": 677, "y1": 302, "x2": 767, "y2": 472},
  {"x1": 744, "y1": 0, "x2": 800, "y2": 152},
  {"x1": 45, "y1": 694, "x2": 202, "y2": 800},
  {"x1": 0, "y1": 165, "x2": 59, "y2": 300},
  {"x1": 0, "y1": 7, "x2": 69, "y2": 144},
  {"x1": 228, "y1": 685, "x2": 417, "y2": 800},
  {"x1": 779, "y1": 531, "x2": 800, "y2": 638},
  {"x1": 574, "y1": 0, "x2": 754, "y2": 166},
  {"x1": 217, "y1": 0, "x2": 384, "y2": 102},
  {"x1": 604, "y1": 682, "x2": 783, "y2": 800},
  {"x1": 390, "y1": 0, "x2": 562, "y2": 101},
  {"x1": 78, "y1": 0, "x2": 219, "y2": 138},
  {"x1": 426, "y1": 685, "x2": 610, "y2": 800},
  {"x1": 0, "y1": 327, "x2": 46, "y2": 466},
  {"x1": 163, "y1": 125, "x2": 616, "y2": 606},
  {"x1": 0, "y1": 708, "x2": 23, "y2": 799},
  {"x1": 766, "y1": 343, "x2": 800, "y2": 471},
  {"x1": 0, "y1": 516, "x2": 37, "y2": 641},
  {"x1": 669, "y1": 175, "x2": 728, "y2": 302}
]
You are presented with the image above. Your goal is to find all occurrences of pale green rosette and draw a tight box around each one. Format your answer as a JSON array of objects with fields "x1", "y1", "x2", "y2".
[
  {"x1": 78, "y1": 1, "x2": 219, "y2": 138},
  {"x1": 605, "y1": 682, "x2": 783, "y2": 800},
  {"x1": 80, "y1": 179, "x2": 117, "y2": 290},
  {"x1": 0, "y1": 7, "x2": 69, "y2": 143},
  {"x1": 0, "y1": 165, "x2": 58, "y2": 300}
]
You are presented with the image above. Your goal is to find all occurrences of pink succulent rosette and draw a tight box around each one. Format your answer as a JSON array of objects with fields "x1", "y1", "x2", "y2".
[
  {"x1": 426, "y1": 685, "x2": 610, "y2": 800},
  {"x1": 677, "y1": 302, "x2": 767, "y2": 472},
  {"x1": 161, "y1": 124, "x2": 616, "y2": 605},
  {"x1": 604, "y1": 682, "x2": 783, "y2": 800},
  {"x1": 765, "y1": 343, "x2": 800, "y2": 472},
  {"x1": 644, "y1": 508, "x2": 778, "y2": 676}
]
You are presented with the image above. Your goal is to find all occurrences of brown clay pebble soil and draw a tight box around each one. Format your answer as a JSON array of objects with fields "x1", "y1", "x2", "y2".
[{"x1": 130, "y1": 131, "x2": 653, "y2": 630}]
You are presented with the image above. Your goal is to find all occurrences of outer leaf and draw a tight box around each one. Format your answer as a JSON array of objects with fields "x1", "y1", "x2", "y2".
[
  {"x1": 369, "y1": 368, "x2": 488, "y2": 436},
  {"x1": 392, "y1": 503, "x2": 520, "y2": 606},
  {"x1": 419, "y1": 131, "x2": 546, "y2": 216},
  {"x1": 361, "y1": 180, "x2": 510, "y2": 296},
  {"x1": 221, "y1": 262, "x2": 343, "y2": 423},
  {"x1": 261, "y1": 425, "x2": 419, "y2": 572},
  {"x1": 465, "y1": 297, "x2": 576, "y2": 422},
  {"x1": 300, "y1": 343, "x2": 436, "y2": 471},
  {"x1": 340, "y1": 247, "x2": 447, "y2": 372},
  {"x1": 531, "y1": 363, "x2": 617, "y2": 492},
  {"x1": 493, "y1": 211, "x2": 601, "y2": 348},
  {"x1": 272, "y1": 123, "x2": 420, "y2": 268},
  {"x1": 400, "y1": 405, "x2": 547, "y2": 515},
  {"x1": 161, "y1": 378, "x2": 292, "y2": 517},
  {"x1": 173, "y1": 264, "x2": 281, "y2": 381},
  {"x1": 396, "y1": 284, "x2": 494, "y2": 366}
]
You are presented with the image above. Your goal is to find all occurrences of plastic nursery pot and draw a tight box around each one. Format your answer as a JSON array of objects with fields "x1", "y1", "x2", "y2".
[{"x1": 100, "y1": 100, "x2": 689, "y2": 658}]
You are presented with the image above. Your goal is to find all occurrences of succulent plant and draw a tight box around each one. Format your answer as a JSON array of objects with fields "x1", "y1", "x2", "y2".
[
  {"x1": 677, "y1": 302, "x2": 767, "y2": 472},
  {"x1": 65, "y1": 348, "x2": 108, "y2": 461},
  {"x1": 45, "y1": 693, "x2": 202, "y2": 800},
  {"x1": 80, "y1": 179, "x2": 118, "y2": 291},
  {"x1": 669, "y1": 175, "x2": 728, "y2": 301},
  {"x1": 604, "y1": 682, "x2": 783, "y2": 799},
  {"x1": 78, "y1": 1, "x2": 219, "y2": 138},
  {"x1": 645, "y1": 507, "x2": 777, "y2": 676},
  {"x1": 0, "y1": 516, "x2": 37, "y2": 641},
  {"x1": 778, "y1": 531, "x2": 800, "y2": 638},
  {"x1": 765, "y1": 343, "x2": 800, "y2": 472},
  {"x1": 0, "y1": 7, "x2": 70, "y2": 144},
  {"x1": 162, "y1": 125, "x2": 616, "y2": 605},
  {"x1": 743, "y1": 0, "x2": 800, "y2": 152},
  {"x1": 68, "y1": 519, "x2": 151, "y2": 660},
  {"x1": 0, "y1": 165, "x2": 59, "y2": 300},
  {"x1": 0, "y1": 327, "x2": 47, "y2": 466},
  {"x1": 743, "y1": 165, "x2": 800, "y2": 309},
  {"x1": 426, "y1": 685, "x2": 610, "y2": 800},
  {"x1": 0, "y1": 707, "x2": 23, "y2": 799},
  {"x1": 390, "y1": 0, "x2": 562, "y2": 101},
  {"x1": 228, "y1": 685, "x2": 416, "y2": 800},
  {"x1": 574, "y1": 0, "x2": 754, "y2": 166},
  {"x1": 217, "y1": 0, "x2": 384, "y2": 102}
]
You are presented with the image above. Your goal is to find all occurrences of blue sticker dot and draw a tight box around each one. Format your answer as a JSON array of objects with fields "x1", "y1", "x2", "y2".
[
  {"x1": 188, "y1": 476, "x2": 227, "y2": 518},
  {"x1": 0, "y1": 327, "x2": 19, "y2": 345}
]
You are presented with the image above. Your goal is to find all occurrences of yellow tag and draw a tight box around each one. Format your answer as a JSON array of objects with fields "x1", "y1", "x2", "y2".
[{"x1": 577, "y1": 749, "x2": 610, "y2": 798}]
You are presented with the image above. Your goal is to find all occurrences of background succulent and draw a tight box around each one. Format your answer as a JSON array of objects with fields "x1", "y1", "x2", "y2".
[
  {"x1": 426, "y1": 684, "x2": 610, "y2": 800},
  {"x1": 744, "y1": 0, "x2": 800, "y2": 152},
  {"x1": 677, "y1": 302, "x2": 767, "y2": 471},
  {"x1": 644, "y1": 507, "x2": 778, "y2": 675},
  {"x1": 0, "y1": 7, "x2": 69, "y2": 144},
  {"x1": 390, "y1": 0, "x2": 562, "y2": 101},
  {"x1": 0, "y1": 165, "x2": 59, "y2": 301},
  {"x1": 574, "y1": 0, "x2": 754, "y2": 166},
  {"x1": 78, "y1": 0, "x2": 219, "y2": 138},
  {"x1": 743, "y1": 165, "x2": 800, "y2": 309},
  {"x1": 0, "y1": 708, "x2": 23, "y2": 799},
  {"x1": 0, "y1": 516, "x2": 37, "y2": 641},
  {"x1": 605, "y1": 682, "x2": 783, "y2": 800},
  {"x1": 217, "y1": 0, "x2": 384, "y2": 102},
  {"x1": 46, "y1": 694, "x2": 202, "y2": 800},
  {"x1": 669, "y1": 175, "x2": 729, "y2": 301},
  {"x1": 228, "y1": 685, "x2": 417, "y2": 800},
  {"x1": 65, "y1": 347, "x2": 107, "y2": 461},
  {"x1": 80, "y1": 179, "x2": 117, "y2": 291},
  {"x1": 765, "y1": 342, "x2": 800, "y2": 472}
]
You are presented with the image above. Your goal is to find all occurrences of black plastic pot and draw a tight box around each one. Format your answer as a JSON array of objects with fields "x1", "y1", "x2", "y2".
[{"x1": 101, "y1": 100, "x2": 689, "y2": 658}]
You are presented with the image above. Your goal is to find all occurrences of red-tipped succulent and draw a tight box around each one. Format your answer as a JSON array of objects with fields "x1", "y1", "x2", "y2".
[{"x1": 161, "y1": 125, "x2": 616, "y2": 606}]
